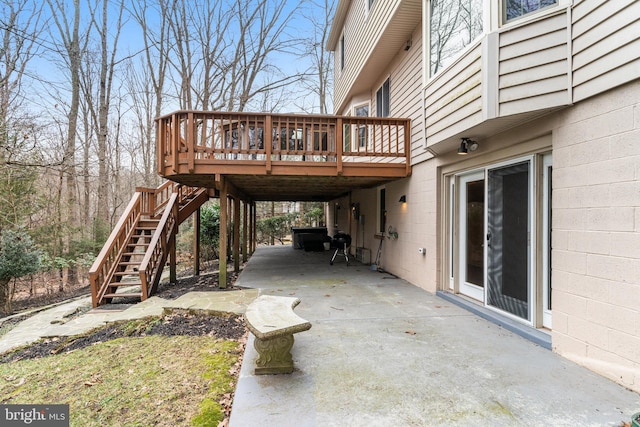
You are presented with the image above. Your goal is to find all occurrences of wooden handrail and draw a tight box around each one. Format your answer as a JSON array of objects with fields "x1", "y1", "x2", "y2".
[
  {"x1": 90, "y1": 181, "x2": 204, "y2": 307},
  {"x1": 156, "y1": 111, "x2": 410, "y2": 175},
  {"x1": 139, "y1": 192, "x2": 179, "y2": 299},
  {"x1": 89, "y1": 193, "x2": 142, "y2": 307}
]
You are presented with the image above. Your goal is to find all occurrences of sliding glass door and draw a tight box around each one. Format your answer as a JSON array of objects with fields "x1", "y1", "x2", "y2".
[
  {"x1": 486, "y1": 161, "x2": 531, "y2": 320},
  {"x1": 453, "y1": 157, "x2": 546, "y2": 325}
]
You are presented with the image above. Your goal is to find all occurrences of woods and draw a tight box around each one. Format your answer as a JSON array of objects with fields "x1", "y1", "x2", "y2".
[{"x1": 0, "y1": 0, "x2": 335, "y2": 314}]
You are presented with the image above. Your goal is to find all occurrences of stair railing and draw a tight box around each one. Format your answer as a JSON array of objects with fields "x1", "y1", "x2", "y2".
[
  {"x1": 138, "y1": 192, "x2": 179, "y2": 299},
  {"x1": 89, "y1": 193, "x2": 143, "y2": 307},
  {"x1": 90, "y1": 181, "x2": 207, "y2": 307}
]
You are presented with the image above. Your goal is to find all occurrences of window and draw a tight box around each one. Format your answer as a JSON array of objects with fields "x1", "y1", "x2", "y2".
[
  {"x1": 376, "y1": 79, "x2": 390, "y2": 117},
  {"x1": 355, "y1": 104, "x2": 368, "y2": 148},
  {"x1": 368, "y1": 0, "x2": 375, "y2": 9},
  {"x1": 340, "y1": 34, "x2": 345, "y2": 70},
  {"x1": 504, "y1": 0, "x2": 557, "y2": 22},
  {"x1": 429, "y1": 0, "x2": 483, "y2": 76}
]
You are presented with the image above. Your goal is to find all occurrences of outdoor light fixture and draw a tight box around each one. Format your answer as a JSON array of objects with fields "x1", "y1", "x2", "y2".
[
  {"x1": 457, "y1": 138, "x2": 479, "y2": 155},
  {"x1": 399, "y1": 195, "x2": 407, "y2": 203}
]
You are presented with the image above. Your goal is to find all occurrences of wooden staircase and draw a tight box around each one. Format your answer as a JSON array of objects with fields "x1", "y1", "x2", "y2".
[{"x1": 89, "y1": 182, "x2": 210, "y2": 307}]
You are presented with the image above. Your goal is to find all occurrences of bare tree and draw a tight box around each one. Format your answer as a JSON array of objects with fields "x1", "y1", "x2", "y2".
[
  {"x1": 46, "y1": 0, "x2": 90, "y2": 231},
  {"x1": 128, "y1": 0, "x2": 171, "y2": 185},
  {"x1": 0, "y1": 0, "x2": 47, "y2": 234},
  {"x1": 82, "y1": 0, "x2": 126, "y2": 231},
  {"x1": 225, "y1": 0, "x2": 303, "y2": 112},
  {"x1": 123, "y1": 58, "x2": 157, "y2": 186},
  {"x1": 0, "y1": 0, "x2": 44, "y2": 122},
  {"x1": 298, "y1": 0, "x2": 335, "y2": 114}
]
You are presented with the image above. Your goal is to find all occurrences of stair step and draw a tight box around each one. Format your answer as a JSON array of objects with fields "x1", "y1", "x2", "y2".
[
  {"x1": 104, "y1": 293, "x2": 142, "y2": 299},
  {"x1": 107, "y1": 281, "x2": 141, "y2": 287},
  {"x1": 113, "y1": 271, "x2": 140, "y2": 276},
  {"x1": 118, "y1": 261, "x2": 141, "y2": 266},
  {"x1": 127, "y1": 242, "x2": 150, "y2": 247}
]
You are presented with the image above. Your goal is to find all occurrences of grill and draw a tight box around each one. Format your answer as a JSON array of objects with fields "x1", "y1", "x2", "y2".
[{"x1": 329, "y1": 233, "x2": 351, "y2": 266}]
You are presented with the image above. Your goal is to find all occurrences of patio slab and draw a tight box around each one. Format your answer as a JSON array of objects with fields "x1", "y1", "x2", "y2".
[{"x1": 230, "y1": 245, "x2": 640, "y2": 426}]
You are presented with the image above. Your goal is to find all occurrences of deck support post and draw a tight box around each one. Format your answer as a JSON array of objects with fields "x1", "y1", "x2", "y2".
[
  {"x1": 193, "y1": 207, "x2": 201, "y2": 276},
  {"x1": 242, "y1": 200, "x2": 248, "y2": 263},
  {"x1": 219, "y1": 179, "x2": 228, "y2": 289},
  {"x1": 233, "y1": 196, "x2": 240, "y2": 273}
]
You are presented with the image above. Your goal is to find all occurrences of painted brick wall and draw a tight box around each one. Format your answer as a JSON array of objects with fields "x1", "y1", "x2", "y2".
[{"x1": 552, "y1": 79, "x2": 640, "y2": 392}]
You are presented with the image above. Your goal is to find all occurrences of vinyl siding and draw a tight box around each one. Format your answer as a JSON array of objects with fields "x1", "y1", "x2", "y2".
[
  {"x1": 498, "y1": 11, "x2": 570, "y2": 115},
  {"x1": 333, "y1": 0, "x2": 403, "y2": 109},
  {"x1": 425, "y1": 43, "x2": 483, "y2": 145},
  {"x1": 388, "y1": 27, "x2": 426, "y2": 165},
  {"x1": 572, "y1": 0, "x2": 640, "y2": 102}
]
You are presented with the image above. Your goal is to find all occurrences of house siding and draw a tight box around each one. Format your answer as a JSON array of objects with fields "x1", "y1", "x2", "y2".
[
  {"x1": 498, "y1": 10, "x2": 571, "y2": 115},
  {"x1": 329, "y1": 0, "x2": 640, "y2": 394},
  {"x1": 572, "y1": 0, "x2": 640, "y2": 102},
  {"x1": 425, "y1": 43, "x2": 483, "y2": 145},
  {"x1": 333, "y1": 0, "x2": 404, "y2": 110}
]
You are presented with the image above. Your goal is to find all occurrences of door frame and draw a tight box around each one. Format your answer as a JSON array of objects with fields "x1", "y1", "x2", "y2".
[
  {"x1": 457, "y1": 170, "x2": 486, "y2": 302},
  {"x1": 450, "y1": 155, "x2": 549, "y2": 327},
  {"x1": 541, "y1": 153, "x2": 552, "y2": 328}
]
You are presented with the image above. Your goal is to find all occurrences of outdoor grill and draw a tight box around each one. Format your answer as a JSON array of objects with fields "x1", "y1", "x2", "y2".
[{"x1": 329, "y1": 233, "x2": 351, "y2": 266}]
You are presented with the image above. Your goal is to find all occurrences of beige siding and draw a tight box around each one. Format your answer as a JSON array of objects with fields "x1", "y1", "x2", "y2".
[
  {"x1": 424, "y1": 43, "x2": 483, "y2": 145},
  {"x1": 572, "y1": 0, "x2": 640, "y2": 102},
  {"x1": 333, "y1": 0, "x2": 365, "y2": 108},
  {"x1": 333, "y1": 0, "x2": 403, "y2": 109},
  {"x1": 498, "y1": 11, "x2": 570, "y2": 115},
  {"x1": 387, "y1": 27, "x2": 427, "y2": 165}
]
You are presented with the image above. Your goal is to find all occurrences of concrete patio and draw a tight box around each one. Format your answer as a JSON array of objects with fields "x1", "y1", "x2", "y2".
[{"x1": 230, "y1": 245, "x2": 640, "y2": 426}]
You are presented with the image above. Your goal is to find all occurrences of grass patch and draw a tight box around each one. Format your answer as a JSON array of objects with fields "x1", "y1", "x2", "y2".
[{"x1": 0, "y1": 335, "x2": 241, "y2": 426}]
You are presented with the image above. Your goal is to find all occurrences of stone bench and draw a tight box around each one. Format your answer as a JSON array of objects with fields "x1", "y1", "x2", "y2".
[{"x1": 244, "y1": 295, "x2": 312, "y2": 375}]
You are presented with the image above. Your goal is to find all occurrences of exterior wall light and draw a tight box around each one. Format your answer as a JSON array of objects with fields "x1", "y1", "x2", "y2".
[
  {"x1": 458, "y1": 138, "x2": 478, "y2": 155},
  {"x1": 399, "y1": 195, "x2": 407, "y2": 203}
]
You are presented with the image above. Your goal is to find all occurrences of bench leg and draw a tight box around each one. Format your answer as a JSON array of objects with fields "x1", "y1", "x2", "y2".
[{"x1": 253, "y1": 334, "x2": 295, "y2": 375}]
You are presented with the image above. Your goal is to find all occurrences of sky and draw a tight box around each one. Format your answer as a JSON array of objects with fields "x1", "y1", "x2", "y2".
[{"x1": 12, "y1": 0, "x2": 333, "y2": 118}]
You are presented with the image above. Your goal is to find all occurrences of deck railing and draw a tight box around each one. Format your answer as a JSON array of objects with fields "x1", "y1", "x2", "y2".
[{"x1": 156, "y1": 111, "x2": 411, "y2": 176}]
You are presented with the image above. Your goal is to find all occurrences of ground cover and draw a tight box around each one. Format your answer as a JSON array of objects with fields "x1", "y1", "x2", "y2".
[{"x1": 0, "y1": 267, "x2": 247, "y2": 426}]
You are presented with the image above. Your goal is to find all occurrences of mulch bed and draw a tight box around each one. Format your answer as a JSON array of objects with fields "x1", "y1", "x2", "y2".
[
  {"x1": 1, "y1": 311, "x2": 246, "y2": 363},
  {"x1": 1, "y1": 267, "x2": 247, "y2": 363}
]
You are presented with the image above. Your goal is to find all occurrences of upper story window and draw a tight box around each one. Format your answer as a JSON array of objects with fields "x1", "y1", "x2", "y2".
[
  {"x1": 368, "y1": 0, "x2": 376, "y2": 9},
  {"x1": 505, "y1": 0, "x2": 557, "y2": 22},
  {"x1": 340, "y1": 34, "x2": 345, "y2": 70},
  {"x1": 376, "y1": 78, "x2": 390, "y2": 117},
  {"x1": 429, "y1": 0, "x2": 483, "y2": 76},
  {"x1": 355, "y1": 104, "x2": 369, "y2": 148}
]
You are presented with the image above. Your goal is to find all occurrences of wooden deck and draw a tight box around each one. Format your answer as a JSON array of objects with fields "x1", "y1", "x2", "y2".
[{"x1": 156, "y1": 111, "x2": 411, "y2": 201}]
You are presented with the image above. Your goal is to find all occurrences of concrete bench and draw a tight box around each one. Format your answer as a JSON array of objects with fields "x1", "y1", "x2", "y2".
[{"x1": 244, "y1": 295, "x2": 312, "y2": 375}]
